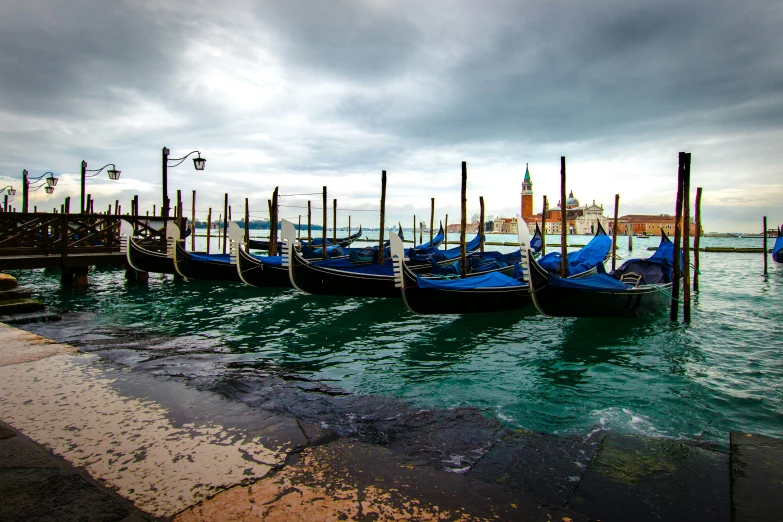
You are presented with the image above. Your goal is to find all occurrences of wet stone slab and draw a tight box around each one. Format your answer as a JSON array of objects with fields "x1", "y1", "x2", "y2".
[
  {"x1": 468, "y1": 429, "x2": 603, "y2": 506},
  {"x1": 730, "y1": 431, "x2": 783, "y2": 522},
  {"x1": 569, "y1": 434, "x2": 729, "y2": 522},
  {"x1": 0, "y1": 421, "x2": 155, "y2": 522},
  {"x1": 176, "y1": 438, "x2": 587, "y2": 522}
]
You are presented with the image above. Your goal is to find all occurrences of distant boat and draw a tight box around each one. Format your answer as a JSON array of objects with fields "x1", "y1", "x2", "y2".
[
  {"x1": 634, "y1": 232, "x2": 649, "y2": 239},
  {"x1": 773, "y1": 226, "x2": 783, "y2": 264}
]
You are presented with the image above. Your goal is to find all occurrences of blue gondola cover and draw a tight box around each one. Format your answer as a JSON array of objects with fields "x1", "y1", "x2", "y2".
[{"x1": 416, "y1": 272, "x2": 523, "y2": 290}]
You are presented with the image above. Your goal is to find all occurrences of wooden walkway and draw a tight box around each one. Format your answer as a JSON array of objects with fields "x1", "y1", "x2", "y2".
[{"x1": 0, "y1": 212, "x2": 180, "y2": 271}]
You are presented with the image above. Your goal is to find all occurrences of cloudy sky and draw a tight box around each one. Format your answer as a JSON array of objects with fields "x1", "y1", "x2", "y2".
[{"x1": 1, "y1": 0, "x2": 781, "y2": 232}]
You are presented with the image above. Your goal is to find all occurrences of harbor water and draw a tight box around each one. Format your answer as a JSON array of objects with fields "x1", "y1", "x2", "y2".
[{"x1": 8, "y1": 233, "x2": 783, "y2": 448}]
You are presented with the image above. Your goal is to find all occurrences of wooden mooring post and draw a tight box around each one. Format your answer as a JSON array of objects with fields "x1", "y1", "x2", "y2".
[
  {"x1": 694, "y1": 187, "x2": 702, "y2": 291},
  {"x1": 682, "y1": 153, "x2": 692, "y2": 323},
  {"x1": 460, "y1": 161, "x2": 467, "y2": 278},
  {"x1": 444, "y1": 214, "x2": 448, "y2": 248},
  {"x1": 670, "y1": 152, "x2": 686, "y2": 322},
  {"x1": 560, "y1": 157, "x2": 567, "y2": 278},
  {"x1": 430, "y1": 198, "x2": 435, "y2": 245},
  {"x1": 542, "y1": 195, "x2": 548, "y2": 255},
  {"x1": 378, "y1": 171, "x2": 387, "y2": 265},
  {"x1": 413, "y1": 216, "x2": 416, "y2": 247},
  {"x1": 307, "y1": 201, "x2": 312, "y2": 243},
  {"x1": 347, "y1": 216, "x2": 351, "y2": 242},
  {"x1": 245, "y1": 198, "x2": 250, "y2": 247},
  {"x1": 612, "y1": 194, "x2": 620, "y2": 271},
  {"x1": 322, "y1": 186, "x2": 327, "y2": 260},
  {"x1": 270, "y1": 188, "x2": 279, "y2": 256},
  {"x1": 206, "y1": 208, "x2": 212, "y2": 254},
  {"x1": 222, "y1": 194, "x2": 228, "y2": 255},
  {"x1": 332, "y1": 199, "x2": 337, "y2": 245},
  {"x1": 191, "y1": 191, "x2": 197, "y2": 251},
  {"x1": 763, "y1": 216, "x2": 768, "y2": 275},
  {"x1": 479, "y1": 196, "x2": 485, "y2": 253}
]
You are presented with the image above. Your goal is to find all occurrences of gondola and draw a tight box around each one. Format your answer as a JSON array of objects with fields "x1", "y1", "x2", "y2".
[
  {"x1": 120, "y1": 220, "x2": 177, "y2": 275},
  {"x1": 173, "y1": 239, "x2": 241, "y2": 281},
  {"x1": 391, "y1": 228, "x2": 531, "y2": 314},
  {"x1": 227, "y1": 222, "x2": 292, "y2": 287},
  {"x1": 773, "y1": 226, "x2": 783, "y2": 264},
  {"x1": 528, "y1": 231, "x2": 675, "y2": 318},
  {"x1": 391, "y1": 221, "x2": 598, "y2": 315},
  {"x1": 247, "y1": 226, "x2": 362, "y2": 251},
  {"x1": 281, "y1": 220, "x2": 495, "y2": 298},
  {"x1": 304, "y1": 225, "x2": 363, "y2": 247},
  {"x1": 536, "y1": 222, "x2": 611, "y2": 276}
]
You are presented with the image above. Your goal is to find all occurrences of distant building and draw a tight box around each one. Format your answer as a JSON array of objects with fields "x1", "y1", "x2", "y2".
[
  {"x1": 521, "y1": 164, "x2": 534, "y2": 220},
  {"x1": 492, "y1": 216, "x2": 518, "y2": 234},
  {"x1": 611, "y1": 215, "x2": 700, "y2": 236}
]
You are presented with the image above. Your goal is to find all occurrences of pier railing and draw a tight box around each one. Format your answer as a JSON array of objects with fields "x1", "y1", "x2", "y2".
[{"x1": 0, "y1": 212, "x2": 183, "y2": 269}]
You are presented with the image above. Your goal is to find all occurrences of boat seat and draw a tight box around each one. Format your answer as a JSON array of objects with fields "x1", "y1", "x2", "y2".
[{"x1": 620, "y1": 272, "x2": 643, "y2": 287}]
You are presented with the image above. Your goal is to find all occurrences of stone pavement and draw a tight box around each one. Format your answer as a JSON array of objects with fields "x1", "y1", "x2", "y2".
[{"x1": 0, "y1": 322, "x2": 581, "y2": 521}]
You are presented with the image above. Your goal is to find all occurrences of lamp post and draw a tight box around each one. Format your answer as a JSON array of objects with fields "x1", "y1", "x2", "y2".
[
  {"x1": 162, "y1": 147, "x2": 206, "y2": 217},
  {"x1": 22, "y1": 170, "x2": 58, "y2": 212},
  {"x1": 81, "y1": 161, "x2": 120, "y2": 213},
  {"x1": 0, "y1": 186, "x2": 15, "y2": 212}
]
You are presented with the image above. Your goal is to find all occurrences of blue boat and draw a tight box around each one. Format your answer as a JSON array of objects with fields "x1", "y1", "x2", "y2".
[
  {"x1": 773, "y1": 226, "x2": 783, "y2": 264},
  {"x1": 391, "y1": 221, "x2": 604, "y2": 315},
  {"x1": 527, "y1": 231, "x2": 675, "y2": 318}
]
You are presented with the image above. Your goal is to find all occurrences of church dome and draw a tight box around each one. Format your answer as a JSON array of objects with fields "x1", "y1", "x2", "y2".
[{"x1": 566, "y1": 190, "x2": 579, "y2": 208}]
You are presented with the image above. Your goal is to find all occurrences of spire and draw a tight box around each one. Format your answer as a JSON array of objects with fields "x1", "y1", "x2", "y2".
[{"x1": 524, "y1": 163, "x2": 531, "y2": 183}]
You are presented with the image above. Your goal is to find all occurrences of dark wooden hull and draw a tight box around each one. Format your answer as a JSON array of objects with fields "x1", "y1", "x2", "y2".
[
  {"x1": 287, "y1": 240, "x2": 514, "y2": 298},
  {"x1": 288, "y1": 243, "x2": 401, "y2": 297},
  {"x1": 173, "y1": 241, "x2": 241, "y2": 281},
  {"x1": 237, "y1": 245, "x2": 292, "y2": 288},
  {"x1": 527, "y1": 250, "x2": 671, "y2": 318},
  {"x1": 127, "y1": 237, "x2": 176, "y2": 274},
  {"x1": 399, "y1": 263, "x2": 531, "y2": 314}
]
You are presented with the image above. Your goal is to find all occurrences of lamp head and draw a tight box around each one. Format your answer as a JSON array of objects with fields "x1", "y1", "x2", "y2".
[
  {"x1": 7, "y1": 187, "x2": 16, "y2": 196},
  {"x1": 193, "y1": 156, "x2": 206, "y2": 171},
  {"x1": 107, "y1": 168, "x2": 121, "y2": 181},
  {"x1": 46, "y1": 175, "x2": 58, "y2": 187},
  {"x1": 44, "y1": 186, "x2": 54, "y2": 195}
]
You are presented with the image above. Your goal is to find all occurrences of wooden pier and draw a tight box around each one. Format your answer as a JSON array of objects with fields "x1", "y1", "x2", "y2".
[{"x1": 0, "y1": 212, "x2": 179, "y2": 274}]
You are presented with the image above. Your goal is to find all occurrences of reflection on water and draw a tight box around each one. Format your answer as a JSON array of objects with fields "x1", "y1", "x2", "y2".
[{"x1": 9, "y1": 235, "x2": 783, "y2": 446}]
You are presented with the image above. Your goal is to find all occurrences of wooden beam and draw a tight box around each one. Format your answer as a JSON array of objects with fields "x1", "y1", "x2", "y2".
[
  {"x1": 541, "y1": 195, "x2": 547, "y2": 255},
  {"x1": 378, "y1": 171, "x2": 387, "y2": 264},
  {"x1": 322, "y1": 186, "x2": 327, "y2": 260},
  {"x1": 671, "y1": 152, "x2": 685, "y2": 322},
  {"x1": 612, "y1": 194, "x2": 619, "y2": 271},
  {"x1": 460, "y1": 161, "x2": 467, "y2": 278},
  {"x1": 694, "y1": 187, "x2": 702, "y2": 291},
  {"x1": 682, "y1": 153, "x2": 692, "y2": 323},
  {"x1": 430, "y1": 197, "x2": 435, "y2": 246},
  {"x1": 560, "y1": 156, "x2": 567, "y2": 278}
]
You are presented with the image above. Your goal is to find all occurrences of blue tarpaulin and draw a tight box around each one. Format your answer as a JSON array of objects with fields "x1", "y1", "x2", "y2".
[
  {"x1": 249, "y1": 254, "x2": 284, "y2": 266},
  {"x1": 189, "y1": 252, "x2": 233, "y2": 264},
  {"x1": 537, "y1": 232, "x2": 611, "y2": 276},
  {"x1": 772, "y1": 228, "x2": 783, "y2": 263},
  {"x1": 548, "y1": 273, "x2": 630, "y2": 292},
  {"x1": 417, "y1": 272, "x2": 524, "y2": 290}
]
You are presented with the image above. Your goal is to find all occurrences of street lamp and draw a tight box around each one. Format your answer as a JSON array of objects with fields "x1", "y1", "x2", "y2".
[
  {"x1": 0, "y1": 186, "x2": 16, "y2": 196},
  {"x1": 162, "y1": 147, "x2": 206, "y2": 217},
  {"x1": 22, "y1": 170, "x2": 58, "y2": 212},
  {"x1": 81, "y1": 161, "x2": 120, "y2": 213}
]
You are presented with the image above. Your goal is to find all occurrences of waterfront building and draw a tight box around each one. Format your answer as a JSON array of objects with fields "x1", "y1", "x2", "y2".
[{"x1": 610, "y1": 215, "x2": 700, "y2": 236}]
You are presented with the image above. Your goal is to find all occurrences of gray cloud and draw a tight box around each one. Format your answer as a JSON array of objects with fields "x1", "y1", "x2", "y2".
[{"x1": 0, "y1": 0, "x2": 781, "y2": 231}]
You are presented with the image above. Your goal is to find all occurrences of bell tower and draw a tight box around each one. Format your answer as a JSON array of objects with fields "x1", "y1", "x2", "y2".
[{"x1": 521, "y1": 163, "x2": 533, "y2": 218}]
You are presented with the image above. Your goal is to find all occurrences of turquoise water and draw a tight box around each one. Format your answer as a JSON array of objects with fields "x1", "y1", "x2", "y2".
[{"x1": 9, "y1": 234, "x2": 783, "y2": 446}]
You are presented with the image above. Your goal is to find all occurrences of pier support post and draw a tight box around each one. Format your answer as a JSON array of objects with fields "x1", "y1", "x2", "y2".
[
  {"x1": 333, "y1": 199, "x2": 337, "y2": 245},
  {"x1": 72, "y1": 266, "x2": 88, "y2": 288},
  {"x1": 222, "y1": 194, "x2": 228, "y2": 255},
  {"x1": 60, "y1": 271, "x2": 74, "y2": 288}
]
